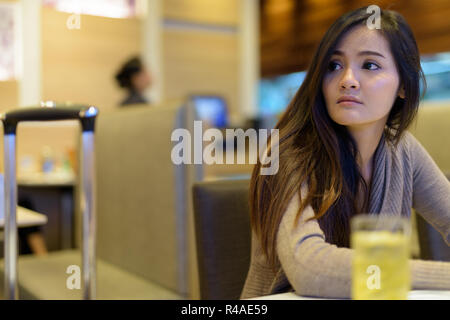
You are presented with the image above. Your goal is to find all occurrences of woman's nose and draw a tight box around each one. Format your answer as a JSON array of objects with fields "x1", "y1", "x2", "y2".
[{"x1": 339, "y1": 68, "x2": 360, "y2": 90}]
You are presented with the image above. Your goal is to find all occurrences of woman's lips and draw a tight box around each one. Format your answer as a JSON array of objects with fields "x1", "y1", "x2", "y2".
[
  {"x1": 337, "y1": 96, "x2": 363, "y2": 106},
  {"x1": 337, "y1": 100, "x2": 363, "y2": 107}
]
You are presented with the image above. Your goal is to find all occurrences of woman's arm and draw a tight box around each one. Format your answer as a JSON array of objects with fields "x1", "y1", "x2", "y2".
[
  {"x1": 276, "y1": 193, "x2": 353, "y2": 298},
  {"x1": 277, "y1": 190, "x2": 450, "y2": 299},
  {"x1": 410, "y1": 134, "x2": 450, "y2": 245}
]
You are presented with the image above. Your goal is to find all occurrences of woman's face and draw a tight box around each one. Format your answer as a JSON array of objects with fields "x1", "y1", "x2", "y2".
[
  {"x1": 131, "y1": 68, "x2": 152, "y2": 92},
  {"x1": 322, "y1": 25, "x2": 403, "y2": 130}
]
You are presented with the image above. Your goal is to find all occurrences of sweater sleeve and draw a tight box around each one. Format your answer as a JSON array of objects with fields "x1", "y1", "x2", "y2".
[
  {"x1": 409, "y1": 133, "x2": 450, "y2": 245},
  {"x1": 276, "y1": 186, "x2": 450, "y2": 299},
  {"x1": 276, "y1": 189, "x2": 353, "y2": 299}
]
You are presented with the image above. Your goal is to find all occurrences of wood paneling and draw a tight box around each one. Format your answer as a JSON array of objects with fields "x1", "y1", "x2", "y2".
[
  {"x1": 41, "y1": 7, "x2": 141, "y2": 110},
  {"x1": 162, "y1": 0, "x2": 241, "y2": 119},
  {"x1": 0, "y1": 80, "x2": 18, "y2": 171},
  {"x1": 0, "y1": 80, "x2": 18, "y2": 111},
  {"x1": 163, "y1": 29, "x2": 240, "y2": 120},
  {"x1": 163, "y1": 0, "x2": 240, "y2": 26},
  {"x1": 0, "y1": 8, "x2": 142, "y2": 172},
  {"x1": 261, "y1": 0, "x2": 450, "y2": 77}
]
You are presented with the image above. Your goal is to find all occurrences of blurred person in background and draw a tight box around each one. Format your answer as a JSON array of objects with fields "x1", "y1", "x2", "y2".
[
  {"x1": 18, "y1": 197, "x2": 48, "y2": 256},
  {"x1": 115, "y1": 56, "x2": 152, "y2": 106}
]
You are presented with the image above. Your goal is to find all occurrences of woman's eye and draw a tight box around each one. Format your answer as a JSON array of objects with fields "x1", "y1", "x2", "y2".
[
  {"x1": 328, "y1": 61, "x2": 342, "y2": 71},
  {"x1": 363, "y1": 62, "x2": 380, "y2": 70}
]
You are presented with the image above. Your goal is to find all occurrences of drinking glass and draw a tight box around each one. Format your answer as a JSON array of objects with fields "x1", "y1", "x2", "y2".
[{"x1": 351, "y1": 214, "x2": 411, "y2": 300}]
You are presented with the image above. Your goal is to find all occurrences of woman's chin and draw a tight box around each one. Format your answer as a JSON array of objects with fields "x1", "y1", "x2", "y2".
[{"x1": 330, "y1": 116, "x2": 365, "y2": 127}]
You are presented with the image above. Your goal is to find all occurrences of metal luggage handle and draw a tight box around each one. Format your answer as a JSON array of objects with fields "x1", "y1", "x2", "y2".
[
  {"x1": 1, "y1": 103, "x2": 98, "y2": 134},
  {"x1": 1, "y1": 102, "x2": 98, "y2": 300}
]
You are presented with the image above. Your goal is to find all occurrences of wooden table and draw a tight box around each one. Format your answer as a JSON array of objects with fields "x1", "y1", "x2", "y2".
[
  {"x1": 17, "y1": 172, "x2": 75, "y2": 250},
  {"x1": 0, "y1": 206, "x2": 48, "y2": 229}
]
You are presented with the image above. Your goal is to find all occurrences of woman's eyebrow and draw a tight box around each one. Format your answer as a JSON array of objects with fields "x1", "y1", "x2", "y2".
[
  {"x1": 332, "y1": 50, "x2": 344, "y2": 56},
  {"x1": 331, "y1": 50, "x2": 386, "y2": 59},
  {"x1": 358, "y1": 50, "x2": 386, "y2": 58}
]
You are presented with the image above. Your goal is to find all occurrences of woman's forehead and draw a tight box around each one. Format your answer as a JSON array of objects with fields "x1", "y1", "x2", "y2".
[{"x1": 334, "y1": 26, "x2": 391, "y2": 57}]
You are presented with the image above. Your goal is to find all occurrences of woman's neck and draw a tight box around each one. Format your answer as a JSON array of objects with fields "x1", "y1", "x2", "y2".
[
  {"x1": 346, "y1": 122, "x2": 385, "y2": 213},
  {"x1": 347, "y1": 122, "x2": 385, "y2": 184}
]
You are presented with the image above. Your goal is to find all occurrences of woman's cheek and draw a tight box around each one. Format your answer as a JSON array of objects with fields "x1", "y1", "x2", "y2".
[
  {"x1": 368, "y1": 73, "x2": 399, "y2": 95},
  {"x1": 323, "y1": 77, "x2": 338, "y2": 103}
]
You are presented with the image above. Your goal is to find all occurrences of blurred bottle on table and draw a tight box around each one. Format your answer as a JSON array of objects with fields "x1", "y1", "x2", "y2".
[{"x1": 41, "y1": 146, "x2": 55, "y2": 174}]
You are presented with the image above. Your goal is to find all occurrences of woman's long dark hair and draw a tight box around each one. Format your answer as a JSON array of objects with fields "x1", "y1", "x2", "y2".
[{"x1": 250, "y1": 7, "x2": 426, "y2": 268}]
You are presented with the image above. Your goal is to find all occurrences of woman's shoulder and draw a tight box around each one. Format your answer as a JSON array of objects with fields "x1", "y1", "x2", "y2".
[
  {"x1": 400, "y1": 131, "x2": 431, "y2": 156},
  {"x1": 394, "y1": 131, "x2": 419, "y2": 150},
  {"x1": 397, "y1": 130, "x2": 441, "y2": 172},
  {"x1": 390, "y1": 131, "x2": 425, "y2": 158},
  {"x1": 402, "y1": 130, "x2": 420, "y2": 145}
]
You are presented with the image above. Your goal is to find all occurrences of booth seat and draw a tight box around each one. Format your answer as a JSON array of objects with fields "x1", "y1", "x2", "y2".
[
  {"x1": 0, "y1": 99, "x2": 203, "y2": 299},
  {"x1": 409, "y1": 103, "x2": 450, "y2": 261},
  {"x1": 192, "y1": 179, "x2": 251, "y2": 300}
]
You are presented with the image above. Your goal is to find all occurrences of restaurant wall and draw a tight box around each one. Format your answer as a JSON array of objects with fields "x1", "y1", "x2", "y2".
[
  {"x1": 0, "y1": 81, "x2": 18, "y2": 111},
  {"x1": 163, "y1": 0, "x2": 240, "y2": 26},
  {"x1": 162, "y1": 0, "x2": 242, "y2": 123},
  {"x1": 0, "y1": 7, "x2": 142, "y2": 172},
  {"x1": 41, "y1": 7, "x2": 141, "y2": 110}
]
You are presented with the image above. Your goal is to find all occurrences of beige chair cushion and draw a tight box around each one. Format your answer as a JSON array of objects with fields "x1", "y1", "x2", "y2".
[
  {"x1": 409, "y1": 103, "x2": 450, "y2": 260},
  {"x1": 409, "y1": 103, "x2": 450, "y2": 173},
  {"x1": 0, "y1": 250, "x2": 182, "y2": 300}
]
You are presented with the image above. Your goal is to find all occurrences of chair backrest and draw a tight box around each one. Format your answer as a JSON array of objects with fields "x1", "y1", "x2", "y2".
[
  {"x1": 415, "y1": 173, "x2": 450, "y2": 262},
  {"x1": 75, "y1": 99, "x2": 202, "y2": 297},
  {"x1": 409, "y1": 104, "x2": 450, "y2": 172},
  {"x1": 192, "y1": 179, "x2": 251, "y2": 300},
  {"x1": 409, "y1": 104, "x2": 450, "y2": 261}
]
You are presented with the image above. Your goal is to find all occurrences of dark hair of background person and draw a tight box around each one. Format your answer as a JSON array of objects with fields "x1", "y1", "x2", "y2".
[
  {"x1": 250, "y1": 6, "x2": 426, "y2": 269},
  {"x1": 115, "y1": 56, "x2": 150, "y2": 106},
  {"x1": 115, "y1": 56, "x2": 144, "y2": 90}
]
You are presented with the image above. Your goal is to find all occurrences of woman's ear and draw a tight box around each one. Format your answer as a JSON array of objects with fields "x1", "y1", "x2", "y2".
[{"x1": 398, "y1": 86, "x2": 405, "y2": 99}]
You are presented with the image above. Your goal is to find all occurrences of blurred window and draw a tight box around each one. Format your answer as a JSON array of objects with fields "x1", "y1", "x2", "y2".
[
  {"x1": 421, "y1": 52, "x2": 450, "y2": 101},
  {"x1": 258, "y1": 71, "x2": 306, "y2": 116},
  {"x1": 42, "y1": 0, "x2": 137, "y2": 18},
  {"x1": 0, "y1": 2, "x2": 19, "y2": 81}
]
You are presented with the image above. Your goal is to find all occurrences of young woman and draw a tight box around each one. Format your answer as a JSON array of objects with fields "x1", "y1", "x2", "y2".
[{"x1": 241, "y1": 7, "x2": 450, "y2": 299}]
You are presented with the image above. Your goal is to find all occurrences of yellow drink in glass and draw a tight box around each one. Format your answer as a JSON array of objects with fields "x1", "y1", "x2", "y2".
[{"x1": 351, "y1": 215, "x2": 411, "y2": 300}]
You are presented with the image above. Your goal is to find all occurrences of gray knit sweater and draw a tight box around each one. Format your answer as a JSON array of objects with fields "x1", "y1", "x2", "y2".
[{"x1": 241, "y1": 131, "x2": 450, "y2": 299}]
